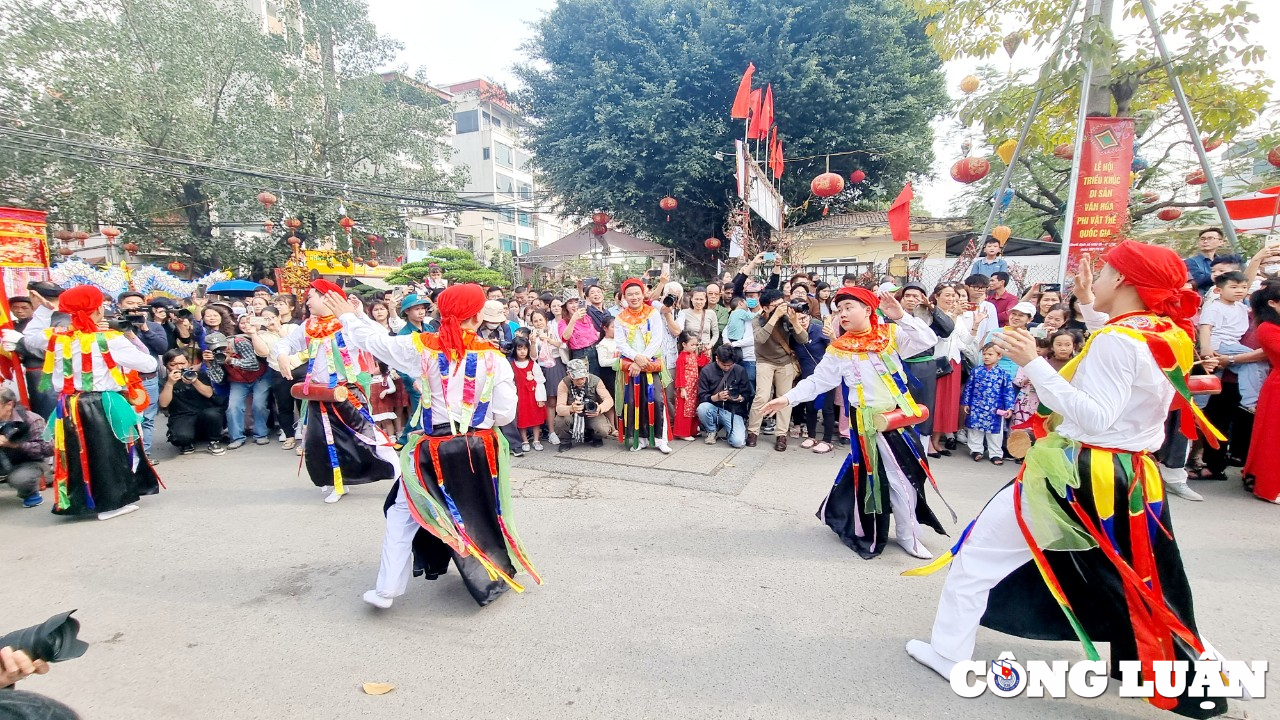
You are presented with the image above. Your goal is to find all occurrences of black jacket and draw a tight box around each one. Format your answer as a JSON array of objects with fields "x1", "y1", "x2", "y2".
[{"x1": 696, "y1": 362, "x2": 754, "y2": 418}]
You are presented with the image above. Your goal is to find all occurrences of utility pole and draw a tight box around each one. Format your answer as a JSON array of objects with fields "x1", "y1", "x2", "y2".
[{"x1": 1084, "y1": 0, "x2": 1115, "y2": 116}]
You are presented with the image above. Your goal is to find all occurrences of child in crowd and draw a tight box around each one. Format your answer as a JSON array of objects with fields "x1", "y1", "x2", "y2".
[
  {"x1": 1199, "y1": 271, "x2": 1268, "y2": 411},
  {"x1": 984, "y1": 301, "x2": 1035, "y2": 379},
  {"x1": 961, "y1": 342, "x2": 1015, "y2": 465},
  {"x1": 723, "y1": 296, "x2": 757, "y2": 375},
  {"x1": 672, "y1": 330, "x2": 709, "y2": 440},
  {"x1": 510, "y1": 336, "x2": 548, "y2": 451},
  {"x1": 529, "y1": 309, "x2": 566, "y2": 445},
  {"x1": 1011, "y1": 329, "x2": 1081, "y2": 426}
]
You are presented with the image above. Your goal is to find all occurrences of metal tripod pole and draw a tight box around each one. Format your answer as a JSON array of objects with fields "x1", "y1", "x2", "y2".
[{"x1": 1136, "y1": 0, "x2": 1240, "y2": 255}]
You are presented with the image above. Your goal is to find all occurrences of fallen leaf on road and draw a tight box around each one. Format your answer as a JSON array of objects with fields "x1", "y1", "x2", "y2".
[{"x1": 362, "y1": 683, "x2": 394, "y2": 695}]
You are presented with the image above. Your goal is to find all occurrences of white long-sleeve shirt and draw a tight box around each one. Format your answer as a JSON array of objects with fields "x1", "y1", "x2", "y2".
[
  {"x1": 337, "y1": 313, "x2": 516, "y2": 429},
  {"x1": 936, "y1": 312, "x2": 980, "y2": 366},
  {"x1": 614, "y1": 305, "x2": 668, "y2": 367},
  {"x1": 784, "y1": 314, "x2": 938, "y2": 410},
  {"x1": 1022, "y1": 308, "x2": 1172, "y2": 453},
  {"x1": 22, "y1": 306, "x2": 156, "y2": 392}
]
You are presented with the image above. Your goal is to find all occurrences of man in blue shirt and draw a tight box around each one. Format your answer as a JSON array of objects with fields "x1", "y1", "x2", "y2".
[
  {"x1": 969, "y1": 238, "x2": 1009, "y2": 278},
  {"x1": 1185, "y1": 227, "x2": 1224, "y2": 292}
]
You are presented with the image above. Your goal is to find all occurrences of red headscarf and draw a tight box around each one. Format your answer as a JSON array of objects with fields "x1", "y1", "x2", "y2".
[
  {"x1": 1103, "y1": 239, "x2": 1201, "y2": 336},
  {"x1": 310, "y1": 278, "x2": 345, "y2": 298},
  {"x1": 436, "y1": 283, "x2": 486, "y2": 360},
  {"x1": 59, "y1": 285, "x2": 104, "y2": 334},
  {"x1": 833, "y1": 286, "x2": 881, "y2": 327}
]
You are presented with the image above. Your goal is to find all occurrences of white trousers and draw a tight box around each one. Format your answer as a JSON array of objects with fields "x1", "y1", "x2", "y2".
[
  {"x1": 928, "y1": 484, "x2": 1032, "y2": 661},
  {"x1": 375, "y1": 481, "x2": 421, "y2": 598},
  {"x1": 966, "y1": 430, "x2": 1004, "y2": 458},
  {"x1": 879, "y1": 434, "x2": 922, "y2": 544}
]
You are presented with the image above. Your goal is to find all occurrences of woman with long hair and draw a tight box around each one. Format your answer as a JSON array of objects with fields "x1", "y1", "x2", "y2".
[
  {"x1": 272, "y1": 293, "x2": 300, "y2": 324},
  {"x1": 930, "y1": 282, "x2": 977, "y2": 454},
  {"x1": 201, "y1": 305, "x2": 235, "y2": 339},
  {"x1": 212, "y1": 313, "x2": 272, "y2": 449},
  {"x1": 897, "y1": 282, "x2": 955, "y2": 456},
  {"x1": 1243, "y1": 279, "x2": 1280, "y2": 503},
  {"x1": 675, "y1": 286, "x2": 719, "y2": 354},
  {"x1": 250, "y1": 305, "x2": 302, "y2": 450}
]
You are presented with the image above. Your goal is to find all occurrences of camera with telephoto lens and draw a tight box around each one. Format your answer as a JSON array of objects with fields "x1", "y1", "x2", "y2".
[
  {"x1": 0, "y1": 420, "x2": 30, "y2": 444},
  {"x1": 582, "y1": 398, "x2": 599, "y2": 415},
  {"x1": 662, "y1": 294, "x2": 677, "y2": 308},
  {"x1": 204, "y1": 332, "x2": 230, "y2": 365},
  {"x1": 0, "y1": 611, "x2": 89, "y2": 664},
  {"x1": 181, "y1": 369, "x2": 198, "y2": 382},
  {"x1": 124, "y1": 311, "x2": 147, "y2": 329},
  {"x1": 788, "y1": 300, "x2": 810, "y2": 312}
]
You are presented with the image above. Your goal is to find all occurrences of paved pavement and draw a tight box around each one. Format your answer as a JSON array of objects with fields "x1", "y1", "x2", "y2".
[{"x1": 3, "y1": 426, "x2": 1274, "y2": 719}]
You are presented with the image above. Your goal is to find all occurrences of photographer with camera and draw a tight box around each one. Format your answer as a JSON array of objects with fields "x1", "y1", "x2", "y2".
[
  {"x1": 746, "y1": 289, "x2": 809, "y2": 451},
  {"x1": 554, "y1": 358, "x2": 613, "y2": 450},
  {"x1": 696, "y1": 345, "x2": 754, "y2": 448},
  {"x1": 115, "y1": 292, "x2": 169, "y2": 455},
  {"x1": 0, "y1": 387, "x2": 52, "y2": 508},
  {"x1": 159, "y1": 349, "x2": 226, "y2": 455}
]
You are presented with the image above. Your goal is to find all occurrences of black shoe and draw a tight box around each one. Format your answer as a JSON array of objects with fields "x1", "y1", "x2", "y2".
[
  {"x1": 589, "y1": 438, "x2": 604, "y2": 447},
  {"x1": 927, "y1": 452, "x2": 942, "y2": 459},
  {"x1": 944, "y1": 437, "x2": 958, "y2": 451},
  {"x1": 557, "y1": 442, "x2": 572, "y2": 453},
  {"x1": 180, "y1": 444, "x2": 196, "y2": 455}
]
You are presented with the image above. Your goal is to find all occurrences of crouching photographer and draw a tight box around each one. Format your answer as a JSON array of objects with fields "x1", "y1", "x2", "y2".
[
  {"x1": 554, "y1": 359, "x2": 613, "y2": 450},
  {"x1": 159, "y1": 349, "x2": 226, "y2": 456},
  {"x1": 0, "y1": 387, "x2": 52, "y2": 508}
]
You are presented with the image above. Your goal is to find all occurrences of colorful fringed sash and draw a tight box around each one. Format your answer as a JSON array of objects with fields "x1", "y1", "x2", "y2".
[
  {"x1": 615, "y1": 306, "x2": 669, "y2": 449},
  {"x1": 298, "y1": 316, "x2": 382, "y2": 495},
  {"x1": 407, "y1": 331, "x2": 501, "y2": 435},
  {"x1": 826, "y1": 325, "x2": 942, "y2": 515}
]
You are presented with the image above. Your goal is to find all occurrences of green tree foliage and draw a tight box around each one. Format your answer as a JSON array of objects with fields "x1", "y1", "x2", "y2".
[
  {"x1": 385, "y1": 250, "x2": 506, "y2": 287},
  {"x1": 908, "y1": 0, "x2": 1272, "y2": 235},
  {"x1": 0, "y1": 0, "x2": 463, "y2": 274},
  {"x1": 515, "y1": 0, "x2": 946, "y2": 263}
]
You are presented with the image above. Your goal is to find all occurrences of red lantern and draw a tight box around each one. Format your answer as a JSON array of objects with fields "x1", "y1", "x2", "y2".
[
  {"x1": 848, "y1": 170, "x2": 866, "y2": 184},
  {"x1": 659, "y1": 196, "x2": 677, "y2": 221},
  {"x1": 591, "y1": 211, "x2": 611, "y2": 225},
  {"x1": 54, "y1": 229, "x2": 73, "y2": 242},
  {"x1": 1053, "y1": 143, "x2": 1073, "y2": 160},
  {"x1": 590, "y1": 224, "x2": 607, "y2": 237},
  {"x1": 353, "y1": 257, "x2": 364, "y2": 266},
  {"x1": 123, "y1": 242, "x2": 139, "y2": 254},
  {"x1": 72, "y1": 230, "x2": 89, "y2": 245},
  {"x1": 950, "y1": 157, "x2": 991, "y2": 184},
  {"x1": 284, "y1": 217, "x2": 302, "y2": 231},
  {"x1": 338, "y1": 216, "x2": 355, "y2": 231},
  {"x1": 366, "y1": 234, "x2": 379, "y2": 245},
  {"x1": 1140, "y1": 191, "x2": 1160, "y2": 203},
  {"x1": 257, "y1": 191, "x2": 277, "y2": 208},
  {"x1": 1157, "y1": 207, "x2": 1183, "y2": 221},
  {"x1": 1186, "y1": 169, "x2": 1207, "y2": 186},
  {"x1": 367, "y1": 258, "x2": 379, "y2": 267},
  {"x1": 811, "y1": 172, "x2": 845, "y2": 198},
  {"x1": 264, "y1": 220, "x2": 275, "y2": 234},
  {"x1": 704, "y1": 237, "x2": 721, "y2": 250},
  {"x1": 101, "y1": 226, "x2": 121, "y2": 241},
  {"x1": 57, "y1": 247, "x2": 74, "y2": 257},
  {"x1": 287, "y1": 236, "x2": 302, "y2": 247},
  {"x1": 1202, "y1": 137, "x2": 1223, "y2": 152},
  {"x1": 167, "y1": 260, "x2": 187, "y2": 272},
  {"x1": 1268, "y1": 148, "x2": 1280, "y2": 168}
]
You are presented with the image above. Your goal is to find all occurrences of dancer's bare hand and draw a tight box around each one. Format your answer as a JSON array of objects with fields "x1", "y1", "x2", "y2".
[
  {"x1": 1073, "y1": 252, "x2": 1095, "y2": 305},
  {"x1": 992, "y1": 328, "x2": 1039, "y2": 366},
  {"x1": 761, "y1": 396, "x2": 790, "y2": 417}
]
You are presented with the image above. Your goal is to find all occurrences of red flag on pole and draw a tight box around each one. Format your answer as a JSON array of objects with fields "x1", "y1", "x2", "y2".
[
  {"x1": 730, "y1": 63, "x2": 756, "y2": 119},
  {"x1": 747, "y1": 89, "x2": 765, "y2": 139},
  {"x1": 769, "y1": 129, "x2": 785, "y2": 179},
  {"x1": 761, "y1": 84, "x2": 774, "y2": 131},
  {"x1": 887, "y1": 183, "x2": 914, "y2": 242},
  {"x1": 750, "y1": 85, "x2": 774, "y2": 140}
]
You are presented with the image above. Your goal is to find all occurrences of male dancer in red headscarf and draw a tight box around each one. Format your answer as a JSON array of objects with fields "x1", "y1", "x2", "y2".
[
  {"x1": 21, "y1": 285, "x2": 160, "y2": 520},
  {"x1": 323, "y1": 284, "x2": 540, "y2": 609},
  {"x1": 273, "y1": 279, "x2": 398, "y2": 504},
  {"x1": 907, "y1": 243, "x2": 1235, "y2": 718},
  {"x1": 761, "y1": 286, "x2": 951, "y2": 560}
]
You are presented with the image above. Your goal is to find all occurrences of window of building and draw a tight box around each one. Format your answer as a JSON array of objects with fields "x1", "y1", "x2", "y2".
[
  {"x1": 482, "y1": 218, "x2": 495, "y2": 230},
  {"x1": 518, "y1": 241, "x2": 532, "y2": 255},
  {"x1": 482, "y1": 147, "x2": 490, "y2": 160},
  {"x1": 454, "y1": 110, "x2": 479, "y2": 134},
  {"x1": 516, "y1": 181, "x2": 532, "y2": 199},
  {"x1": 456, "y1": 234, "x2": 474, "y2": 249},
  {"x1": 518, "y1": 212, "x2": 531, "y2": 227},
  {"x1": 499, "y1": 234, "x2": 516, "y2": 253},
  {"x1": 495, "y1": 173, "x2": 515, "y2": 196},
  {"x1": 494, "y1": 142, "x2": 514, "y2": 168},
  {"x1": 515, "y1": 150, "x2": 531, "y2": 171},
  {"x1": 498, "y1": 208, "x2": 515, "y2": 223}
]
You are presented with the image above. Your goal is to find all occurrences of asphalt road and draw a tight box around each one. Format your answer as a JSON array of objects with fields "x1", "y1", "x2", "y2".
[{"x1": 3, "y1": 430, "x2": 1274, "y2": 720}]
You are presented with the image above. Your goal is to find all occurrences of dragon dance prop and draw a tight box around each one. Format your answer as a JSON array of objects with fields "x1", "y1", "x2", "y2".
[{"x1": 50, "y1": 260, "x2": 229, "y2": 298}]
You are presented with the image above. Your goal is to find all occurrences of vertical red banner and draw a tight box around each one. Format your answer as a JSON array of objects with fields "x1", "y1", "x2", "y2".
[{"x1": 1067, "y1": 117, "x2": 1134, "y2": 274}]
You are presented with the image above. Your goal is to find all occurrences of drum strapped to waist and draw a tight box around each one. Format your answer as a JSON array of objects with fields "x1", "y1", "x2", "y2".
[
  {"x1": 291, "y1": 384, "x2": 350, "y2": 403},
  {"x1": 621, "y1": 357, "x2": 663, "y2": 374},
  {"x1": 1187, "y1": 375, "x2": 1221, "y2": 395},
  {"x1": 872, "y1": 406, "x2": 929, "y2": 433}
]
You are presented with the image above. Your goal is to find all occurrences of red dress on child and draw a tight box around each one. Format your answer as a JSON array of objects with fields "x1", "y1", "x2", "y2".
[
  {"x1": 672, "y1": 350, "x2": 709, "y2": 438},
  {"x1": 512, "y1": 359, "x2": 546, "y2": 430}
]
